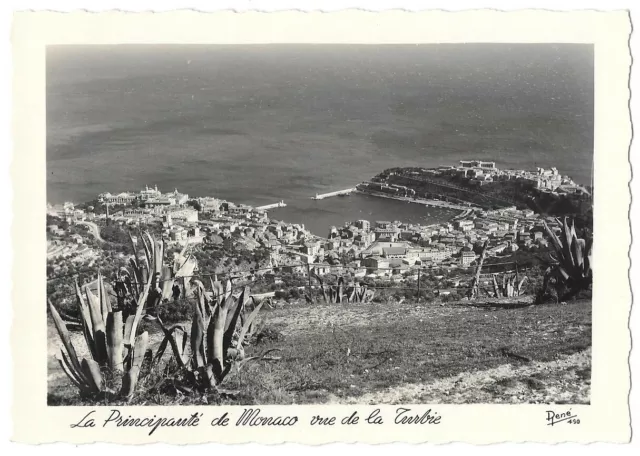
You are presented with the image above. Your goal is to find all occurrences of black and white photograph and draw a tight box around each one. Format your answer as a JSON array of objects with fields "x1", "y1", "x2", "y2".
[{"x1": 44, "y1": 43, "x2": 596, "y2": 407}]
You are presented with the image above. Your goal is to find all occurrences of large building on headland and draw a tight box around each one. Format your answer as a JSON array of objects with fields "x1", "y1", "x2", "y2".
[
  {"x1": 459, "y1": 160, "x2": 496, "y2": 170},
  {"x1": 453, "y1": 160, "x2": 588, "y2": 194},
  {"x1": 97, "y1": 192, "x2": 137, "y2": 205},
  {"x1": 98, "y1": 186, "x2": 188, "y2": 206}
]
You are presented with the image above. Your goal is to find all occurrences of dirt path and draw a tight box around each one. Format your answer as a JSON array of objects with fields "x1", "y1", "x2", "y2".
[{"x1": 328, "y1": 349, "x2": 590, "y2": 405}]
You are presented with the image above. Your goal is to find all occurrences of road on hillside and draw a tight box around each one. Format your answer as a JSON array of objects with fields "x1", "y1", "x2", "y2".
[{"x1": 75, "y1": 221, "x2": 105, "y2": 242}]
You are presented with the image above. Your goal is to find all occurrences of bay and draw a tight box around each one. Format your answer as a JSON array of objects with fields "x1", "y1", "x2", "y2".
[{"x1": 46, "y1": 44, "x2": 593, "y2": 236}]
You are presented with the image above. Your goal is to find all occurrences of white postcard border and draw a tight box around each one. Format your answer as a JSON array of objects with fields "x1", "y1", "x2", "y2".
[{"x1": 10, "y1": 10, "x2": 632, "y2": 444}]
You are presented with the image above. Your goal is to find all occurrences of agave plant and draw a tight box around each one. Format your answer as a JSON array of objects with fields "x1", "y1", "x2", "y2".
[
  {"x1": 540, "y1": 217, "x2": 593, "y2": 302},
  {"x1": 150, "y1": 278, "x2": 268, "y2": 391},
  {"x1": 307, "y1": 272, "x2": 375, "y2": 304},
  {"x1": 492, "y1": 272, "x2": 528, "y2": 298},
  {"x1": 115, "y1": 232, "x2": 196, "y2": 313},
  {"x1": 50, "y1": 231, "x2": 196, "y2": 399},
  {"x1": 468, "y1": 240, "x2": 489, "y2": 299},
  {"x1": 48, "y1": 272, "x2": 150, "y2": 398}
]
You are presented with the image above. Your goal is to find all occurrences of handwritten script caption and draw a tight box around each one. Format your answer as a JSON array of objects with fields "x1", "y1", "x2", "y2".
[{"x1": 70, "y1": 407, "x2": 441, "y2": 435}]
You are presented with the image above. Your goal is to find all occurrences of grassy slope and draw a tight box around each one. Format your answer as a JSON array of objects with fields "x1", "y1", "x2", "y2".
[
  {"x1": 48, "y1": 299, "x2": 591, "y2": 405},
  {"x1": 223, "y1": 300, "x2": 591, "y2": 405}
]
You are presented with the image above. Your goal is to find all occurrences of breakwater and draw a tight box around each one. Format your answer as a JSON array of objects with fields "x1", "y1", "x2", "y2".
[
  {"x1": 354, "y1": 188, "x2": 473, "y2": 211},
  {"x1": 311, "y1": 188, "x2": 356, "y2": 200},
  {"x1": 255, "y1": 201, "x2": 287, "y2": 210}
]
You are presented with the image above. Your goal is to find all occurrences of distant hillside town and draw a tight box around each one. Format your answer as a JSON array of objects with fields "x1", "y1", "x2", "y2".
[{"x1": 46, "y1": 160, "x2": 587, "y2": 283}]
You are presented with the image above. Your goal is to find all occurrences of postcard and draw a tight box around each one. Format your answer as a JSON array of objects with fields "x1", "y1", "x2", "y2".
[{"x1": 11, "y1": 10, "x2": 632, "y2": 444}]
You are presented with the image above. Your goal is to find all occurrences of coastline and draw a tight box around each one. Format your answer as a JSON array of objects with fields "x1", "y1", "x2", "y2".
[
  {"x1": 48, "y1": 187, "x2": 461, "y2": 240},
  {"x1": 353, "y1": 188, "x2": 471, "y2": 220}
]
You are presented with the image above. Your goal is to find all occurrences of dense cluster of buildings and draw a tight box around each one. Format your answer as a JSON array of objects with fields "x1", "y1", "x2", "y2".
[
  {"x1": 299, "y1": 203, "x2": 558, "y2": 279},
  {"x1": 425, "y1": 160, "x2": 589, "y2": 194},
  {"x1": 98, "y1": 185, "x2": 190, "y2": 206},
  {"x1": 51, "y1": 187, "x2": 325, "y2": 270},
  {"x1": 47, "y1": 164, "x2": 580, "y2": 284}
]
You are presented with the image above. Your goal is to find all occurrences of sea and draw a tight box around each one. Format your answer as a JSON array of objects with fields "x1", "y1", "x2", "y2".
[{"x1": 47, "y1": 44, "x2": 594, "y2": 237}]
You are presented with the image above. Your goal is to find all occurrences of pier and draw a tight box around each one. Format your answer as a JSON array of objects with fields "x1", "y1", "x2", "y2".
[
  {"x1": 311, "y1": 188, "x2": 356, "y2": 200},
  {"x1": 256, "y1": 200, "x2": 287, "y2": 211},
  {"x1": 354, "y1": 187, "x2": 474, "y2": 211}
]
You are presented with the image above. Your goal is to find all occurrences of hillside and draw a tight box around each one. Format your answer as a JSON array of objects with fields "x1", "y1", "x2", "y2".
[{"x1": 48, "y1": 298, "x2": 591, "y2": 405}]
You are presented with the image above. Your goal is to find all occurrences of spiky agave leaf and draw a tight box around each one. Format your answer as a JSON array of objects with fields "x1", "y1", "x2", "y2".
[
  {"x1": 219, "y1": 297, "x2": 266, "y2": 382},
  {"x1": 84, "y1": 286, "x2": 108, "y2": 365},
  {"x1": 348, "y1": 284, "x2": 358, "y2": 302},
  {"x1": 210, "y1": 278, "x2": 225, "y2": 306},
  {"x1": 150, "y1": 317, "x2": 188, "y2": 370},
  {"x1": 517, "y1": 276, "x2": 528, "y2": 295},
  {"x1": 557, "y1": 265, "x2": 570, "y2": 281},
  {"x1": 48, "y1": 300, "x2": 84, "y2": 378},
  {"x1": 506, "y1": 276, "x2": 514, "y2": 297},
  {"x1": 561, "y1": 217, "x2": 577, "y2": 272},
  {"x1": 128, "y1": 230, "x2": 138, "y2": 255},
  {"x1": 106, "y1": 311, "x2": 124, "y2": 372},
  {"x1": 584, "y1": 237, "x2": 593, "y2": 277},
  {"x1": 223, "y1": 279, "x2": 233, "y2": 305},
  {"x1": 139, "y1": 230, "x2": 154, "y2": 271},
  {"x1": 492, "y1": 275, "x2": 500, "y2": 297},
  {"x1": 127, "y1": 232, "x2": 145, "y2": 293},
  {"x1": 56, "y1": 352, "x2": 86, "y2": 391},
  {"x1": 128, "y1": 258, "x2": 143, "y2": 295},
  {"x1": 572, "y1": 238, "x2": 586, "y2": 271},
  {"x1": 358, "y1": 285, "x2": 367, "y2": 302},
  {"x1": 210, "y1": 282, "x2": 234, "y2": 382},
  {"x1": 237, "y1": 298, "x2": 265, "y2": 351},
  {"x1": 311, "y1": 270, "x2": 328, "y2": 303},
  {"x1": 80, "y1": 358, "x2": 104, "y2": 393},
  {"x1": 153, "y1": 238, "x2": 164, "y2": 277},
  {"x1": 120, "y1": 332, "x2": 149, "y2": 398},
  {"x1": 97, "y1": 273, "x2": 112, "y2": 323},
  {"x1": 125, "y1": 272, "x2": 153, "y2": 347},
  {"x1": 337, "y1": 277, "x2": 344, "y2": 303},
  {"x1": 84, "y1": 286, "x2": 103, "y2": 333},
  {"x1": 74, "y1": 280, "x2": 96, "y2": 359},
  {"x1": 160, "y1": 265, "x2": 174, "y2": 301},
  {"x1": 182, "y1": 276, "x2": 193, "y2": 299},
  {"x1": 543, "y1": 221, "x2": 565, "y2": 263},
  {"x1": 224, "y1": 287, "x2": 249, "y2": 350},
  {"x1": 190, "y1": 282, "x2": 210, "y2": 369}
]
